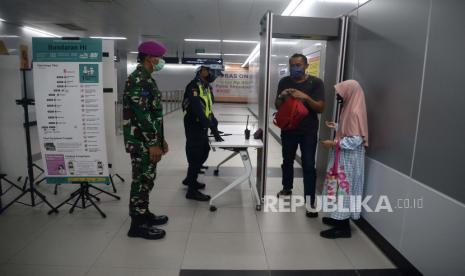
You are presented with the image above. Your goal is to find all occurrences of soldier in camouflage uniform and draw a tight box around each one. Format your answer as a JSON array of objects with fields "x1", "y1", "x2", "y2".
[{"x1": 123, "y1": 41, "x2": 169, "y2": 240}]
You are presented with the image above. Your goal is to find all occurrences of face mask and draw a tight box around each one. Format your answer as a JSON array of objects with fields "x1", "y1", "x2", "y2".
[
  {"x1": 206, "y1": 69, "x2": 220, "y2": 83},
  {"x1": 206, "y1": 71, "x2": 216, "y2": 83},
  {"x1": 153, "y1": 58, "x2": 165, "y2": 71},
  {"x1": 290, "y1": 65, "x2": 305, "y2": 78}
]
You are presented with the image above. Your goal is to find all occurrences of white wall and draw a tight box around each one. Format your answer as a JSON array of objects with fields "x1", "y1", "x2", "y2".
[
  {"x1": 0, "y1": 56, "x2": 30, "y2": 178},
  {"x1": 363, "y1": 158, "x2": 465, "y2": 275}
]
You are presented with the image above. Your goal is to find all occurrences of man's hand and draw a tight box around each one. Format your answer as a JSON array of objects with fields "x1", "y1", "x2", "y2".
[
  {"x1": 211, "y1": 129, "x2": 224, "y2": 142},
  {"x1": 149, "y1": 146, "x2": 163, "y2": 164},
  {"x1": 320, "y1": 139, "x2": 337, "y2": 149},
  {"x1": 162, "y1": 140, "x2": 169, "y2": 155},
  {"x1": 290, "y1": 89, "x2": 309, "y2": 101}
]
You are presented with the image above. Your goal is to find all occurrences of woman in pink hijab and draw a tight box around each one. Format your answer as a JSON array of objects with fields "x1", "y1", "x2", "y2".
[{"x1": 320, "y1": 80, "x2": 369, "y2": 239}]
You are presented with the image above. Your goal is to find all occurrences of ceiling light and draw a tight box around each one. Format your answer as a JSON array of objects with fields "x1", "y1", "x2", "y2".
[
  {"x1": 185, "y1": 38, "x2": 221, "y2": 42},
  {"x1": 272, "y1": 39, "x2": 299, "y2": 45},
  {"x1": 278, "y1": 64, "x2": 287, "y2": 66},
  {"x1": 222, "y1": 40, "x2": 259, "y2": 44},
  {"x1": 282, "y1": 0, "x2": 303, "y2": 16},
  {"x1": 90, "y1": 36, "x2": 126, "y2": 40},
  {"x1": 223, "y1": 53, "x2": 249, "y2": 56},
  {"x1": 129, "y1": 51, "x2": 138, "y2": 54},
  {"x1": 163, "y1": 64, "x2": 196, "y2": 69},
  {"x1": 23, "y1": 26, "x2": 61, "y2": 37},
  {"x1": 196, "y1": 53, "x2": 221, "y2": 56},
  {"x1": 225, "y1": 62, "x2": 243, "y2": 64},
  {"x1": 0, "y1": 35, "x2": 19, "y2": 38},
  {"x1": 0, "y1": 18, "x2": 6, "y2": 22},
  {"x1": 242, "y1": 44, "x2": 260, "y2": 68}
]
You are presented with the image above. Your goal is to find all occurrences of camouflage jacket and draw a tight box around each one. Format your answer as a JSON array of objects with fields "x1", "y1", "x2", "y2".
[{"x1": 123, "y1": 65, "x2": 164, "y2": 153}]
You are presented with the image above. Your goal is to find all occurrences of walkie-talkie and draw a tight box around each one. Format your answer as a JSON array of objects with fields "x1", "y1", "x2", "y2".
[{"x1": 244, "y1": 115, "x2": 250, "y2": 140}]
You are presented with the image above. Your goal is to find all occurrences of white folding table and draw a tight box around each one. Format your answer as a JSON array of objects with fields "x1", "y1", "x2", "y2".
[{"x1": 208, "y1": 125, "x2": 263, "y2": 212}]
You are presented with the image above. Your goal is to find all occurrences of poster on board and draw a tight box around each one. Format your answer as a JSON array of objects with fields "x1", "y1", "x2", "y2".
[
  {"x1": 32, "y1": 37, "x2": 109, "y2": 184},
  {"x1": 306, "y1": 50, "x2": 321, "y2": 78},
  {"x1": 212, "y1": 64, "x2": 255, "y2": 103}
]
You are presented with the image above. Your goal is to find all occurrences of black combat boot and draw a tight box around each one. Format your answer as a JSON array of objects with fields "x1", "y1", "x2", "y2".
[
  {"x1": 320, "y1": 218, "x2": 351, "y2": 239},
  {"x1": 127, "y1": 215, "x2": 166, "y2": 240},
  {"x1": 276, "y1": 189, "x2": 292, "y2": 198},
  {"x1": 145, "y1": 211, "x2": 169, "y2": 226},
  {"x1": 182, "y1": 179, "x2": 206, "y2": 190},
  {"x1": 186, "y1": 189, "x2": 211, "y2": 201}
]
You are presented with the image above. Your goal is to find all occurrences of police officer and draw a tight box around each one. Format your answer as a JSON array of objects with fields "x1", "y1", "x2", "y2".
[
  {"x1": 123, "y1": 41, "x2": 169, "y2": 240},
  {"x1": 182, "y1": 64, "x2": 224, "y2": 201}
]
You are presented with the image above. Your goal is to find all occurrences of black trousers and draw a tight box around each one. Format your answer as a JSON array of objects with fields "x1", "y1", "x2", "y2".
[
  {"x1": 281, "y1": 131, "x2": 318, "y2": 206},
  {"x1": 184, "y1": 119, "x2": 210, "y2": 191}
]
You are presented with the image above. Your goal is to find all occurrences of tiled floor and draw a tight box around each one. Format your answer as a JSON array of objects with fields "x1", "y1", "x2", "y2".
[{"x1": 0, "y1": 104, "x2": 395, "y2": 276}]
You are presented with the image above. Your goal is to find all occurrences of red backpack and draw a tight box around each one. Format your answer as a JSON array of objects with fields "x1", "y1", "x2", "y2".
[{"x1": 273, "y1": 97, "x2": 309, "y2": 130}]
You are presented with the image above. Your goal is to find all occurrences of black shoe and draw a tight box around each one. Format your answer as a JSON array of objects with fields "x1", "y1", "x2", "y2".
[
  {"x1": 127, "y1": 216, "x2": 166, "y2": 240},
  {"x1": 306, "y1": 210, "x2": 318, "y2": 218},
  {"x1": 182, "y1": 180, "x2": 206, "y2": 190},
  {"x1": 186, "y1": 189, "x2": 211, "y2": 201},
  {"x1": 320, "y1": 227, "x2": 351, "y2": 239},
  {"x1": 146, "y1": 211, "x2": 169, "y2": 226},
  {"x1": 277, "y1": 189, "x2": 292, "y2": 198},
  {"x1": 322, "y1": 216, "x2": 338, "y2": 226}
]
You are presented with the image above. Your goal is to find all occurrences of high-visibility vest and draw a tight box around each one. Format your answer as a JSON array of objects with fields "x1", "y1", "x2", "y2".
[{"x1": 198, "y1": 83, "x2": 213, "y2": 118}]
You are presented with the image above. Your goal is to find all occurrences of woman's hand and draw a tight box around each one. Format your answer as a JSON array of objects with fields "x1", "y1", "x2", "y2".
[
  {"x1": 320, "y1": 139, "x2": 337, "y2": 149},
  {"x1": 325, "y1": 121, "x2": 337, "y2": 129}
]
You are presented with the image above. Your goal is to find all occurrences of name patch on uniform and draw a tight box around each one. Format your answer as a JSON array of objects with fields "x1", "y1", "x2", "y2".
[
  {"x1": 192, "y1": 90, "x2": 198, "y2": 97},
  {"x1": 140, "y1": 90, "x2": 150, "y2": 97}
]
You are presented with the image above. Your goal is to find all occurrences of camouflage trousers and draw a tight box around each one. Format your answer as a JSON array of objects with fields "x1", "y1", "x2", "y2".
[{"x1": 129, "y1": 148, "x2": 156, "y2": 216}]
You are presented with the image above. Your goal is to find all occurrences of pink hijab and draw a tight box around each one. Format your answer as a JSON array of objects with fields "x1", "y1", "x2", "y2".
[{"x1": 334, "y1": 80, "x2": 369, "y2": 147}]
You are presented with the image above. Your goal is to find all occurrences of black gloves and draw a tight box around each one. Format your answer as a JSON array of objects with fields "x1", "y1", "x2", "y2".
[{"x1": 211, "y1": 128, "x2": 224, "y2": 142}]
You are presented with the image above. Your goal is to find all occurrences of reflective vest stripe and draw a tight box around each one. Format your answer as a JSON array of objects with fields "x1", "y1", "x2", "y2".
[{"x1": 198, "y1": 84, "x2": 213, "y2": 118}]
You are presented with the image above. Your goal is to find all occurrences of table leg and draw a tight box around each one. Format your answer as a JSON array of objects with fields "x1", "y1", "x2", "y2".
[{"x1": 209, "y1": 150, "x2": 251, "y2": 211}]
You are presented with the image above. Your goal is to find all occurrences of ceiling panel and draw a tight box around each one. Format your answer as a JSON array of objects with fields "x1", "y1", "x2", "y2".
[{"x1": 0, "y1": 0, "x2": 363, "y2": 63}]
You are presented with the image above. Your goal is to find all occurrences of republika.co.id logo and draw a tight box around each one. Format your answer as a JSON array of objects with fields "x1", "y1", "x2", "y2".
[{"x1": 263, "y1": 195, "x2": 424, "y2": 213}]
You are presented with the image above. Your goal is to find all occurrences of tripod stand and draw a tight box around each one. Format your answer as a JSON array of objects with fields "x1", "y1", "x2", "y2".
[
  {"x1": 1, "y1": 69, "x2": 57, "y2": 214},
  {"x1": 48, "y1": 181, "x2": 120, "y2": 218},
  {"x1": 108, "y1": 163, "x2": 125, "y2": 193},
  {"x1": 0, "y1": 173, "x2": 25, "y2": 214}
]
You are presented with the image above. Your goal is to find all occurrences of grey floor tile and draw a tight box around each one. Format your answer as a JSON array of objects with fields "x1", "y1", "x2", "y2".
[
  {"x1": 335, "y1": 227, "x2": 395, "y2": 269},
  {"x1": 0, "y1": 264, "x2": 88, "y2": 276},
  {"x1": 182, "y1": 232, "x2": 267, "y2": 270},
  {"x1": 151, "y1": 188, "x2": 200, "y2": 208},
  {"x1": 9, "y1": 223, "x2": 118, "y2": 267},
  {"x1": 262, "y1": 232, "x2": 354, "y2": 270},
  {"x1": 86, "y1": 267, "x2": 180, "y2": 276},
  {"x1": 0, "y1": 213, "x2": 61, "y2": 263},
  {"x1": 191, "y1": 207, "x2": 260, "y2": 233},
  {"x1": 94, "y1": 231, "x2": 189, "y2": 269},
  {"x1": 257, "y1": 207, "x2": 324, "y2": 234},
  {"x1": 203, "y1": 186, "x2": 258, "y2": 209},
  {"x1": 180, "y1": 270, "x2": 269, "y2": 276}
]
